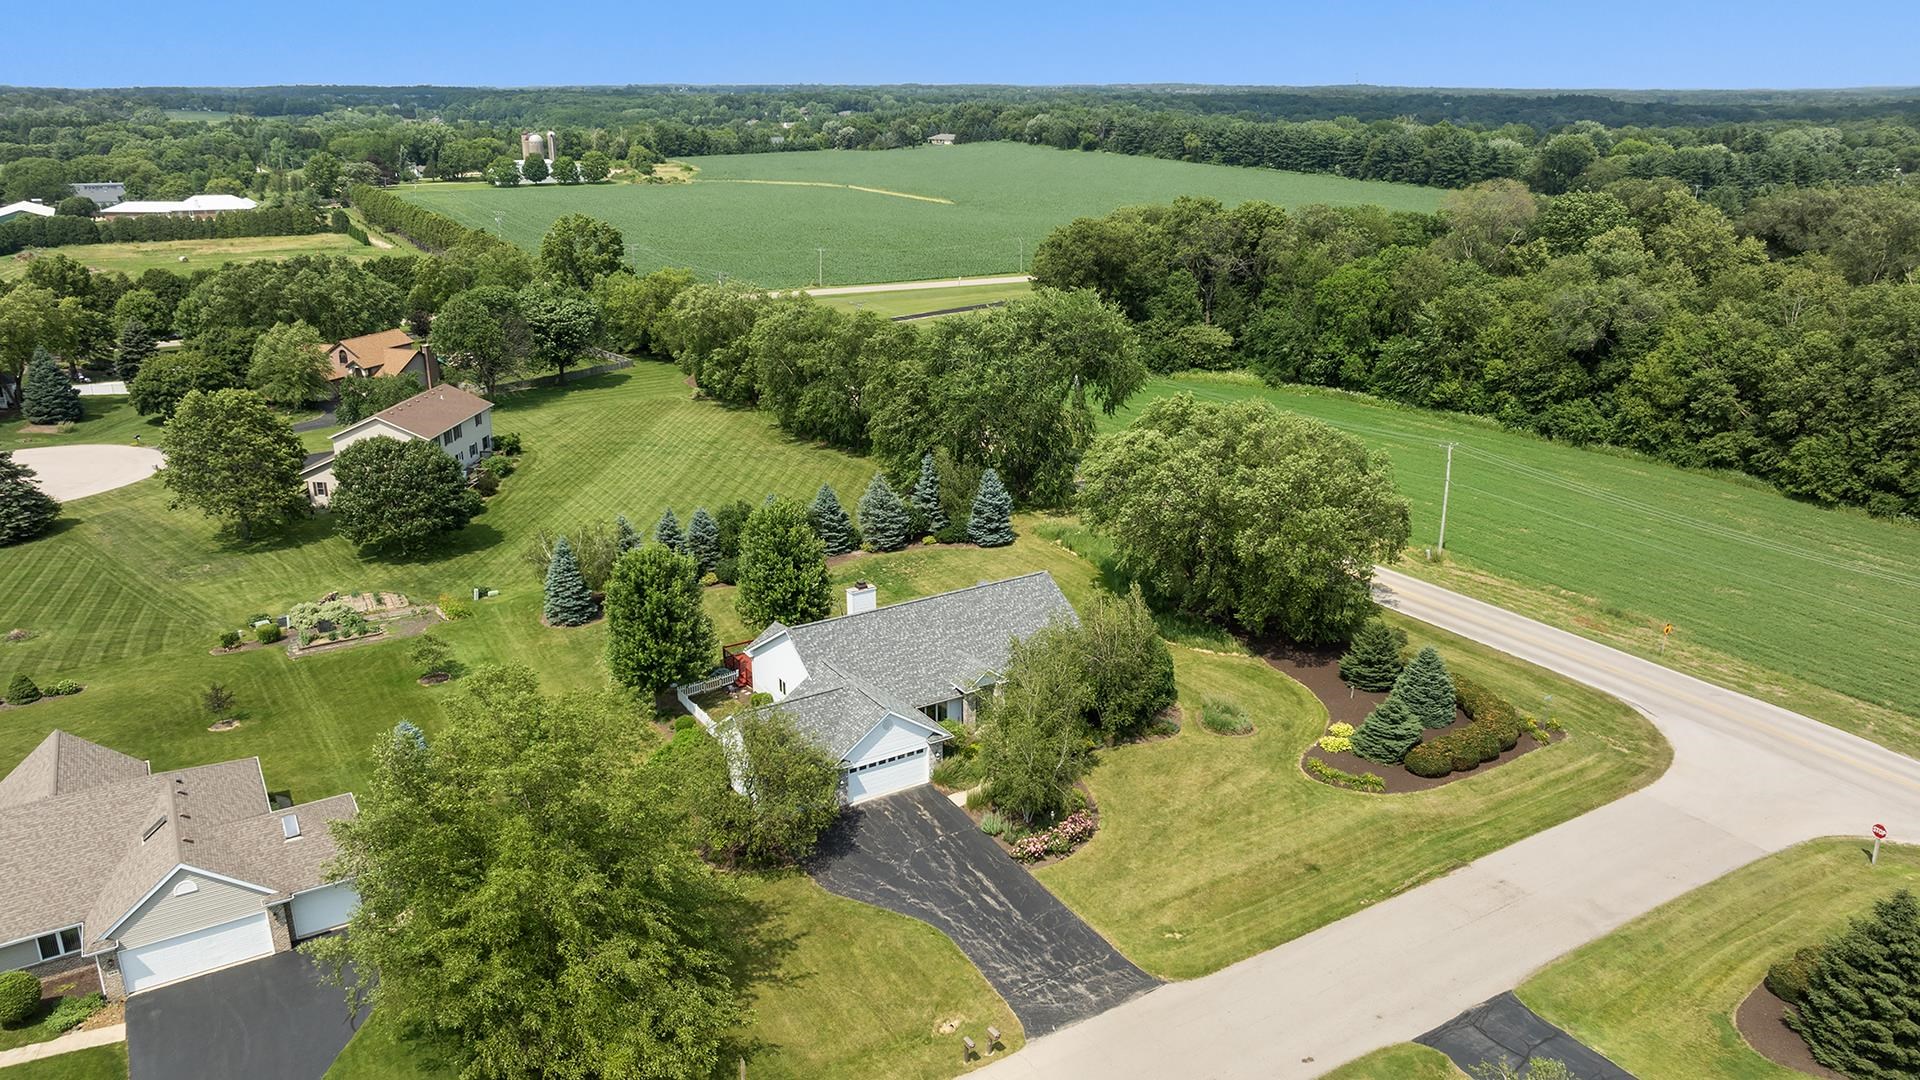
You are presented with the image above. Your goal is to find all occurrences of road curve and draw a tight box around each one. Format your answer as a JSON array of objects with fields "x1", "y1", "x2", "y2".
[{"x1": 972, "y1": 566, "x2": 1920, "y2": 1079}]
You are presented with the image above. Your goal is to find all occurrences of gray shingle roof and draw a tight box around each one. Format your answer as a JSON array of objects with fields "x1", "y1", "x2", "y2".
[
  {"x1": 780, "y1": 571, "x2": 1076, "y2": 709},
  {"x1": 0, "y1": 733, "x2": 355, "y2": 949},
  {"x1": 0, "y1": 730, "x2": 148, "y2": 810},
  {"x1": 743, "y1": 660, "x2": 950, "y2": 761}
]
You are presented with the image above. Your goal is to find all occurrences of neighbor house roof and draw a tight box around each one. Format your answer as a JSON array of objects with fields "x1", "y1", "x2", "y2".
[
  {"x1": 0, "y1": 732, "x2": 352, "y2": 951},
  {"x1": 330, "y1": 329, "x2": 425, "y2": 381},
  {"x1": 0, "y1": 730, "x2": 148, "y2": 811},
  {"x1": 333, "y1": 384, "x2": 492, "y2": 443},
  {"x1": 104, "y1": 194, "x2": 257, "y2": 215},
  {"x1": 751, "y1": 571, "x2": 1076, "y2": 710},
  {"x1": 0, "y1": 200, "x2": 55, "y2": 219},
  {"x1": 69, "y1": 182, "x2": 125, "y2": 207}
]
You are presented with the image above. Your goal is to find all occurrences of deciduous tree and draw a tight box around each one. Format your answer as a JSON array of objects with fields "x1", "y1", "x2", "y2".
[
  {"x1": 979, "y1": 619, "x2": 1094, "y2": 824},
  {"x1": 723, "y1": 708, "x2": 841, "y2": 865},
  {"x1": 432, "y1": 286, "x2": 530, "y2": 396},
  {"x1": 518, "y1": 279, "x2": 600, "y2": 384},
  {"x1": 1080, "y1": 585, "x2": 1177, "y2": 742},
  {"x1": 335, "y1": 374, "x2": 422, "y2": 425},
  {"x1": 519, "y1": 153, "x2": 549, "y2": 184},
  {"x1": 539, "y1": 213, "x2": 625, "y2": 289},
  {"x1": 159, "y1": 388, "x2": 305, "y2": 540},
  {"x1": 245, "y1": 320, "x2": 330, "y2": 408},
  {"x1": 330, "y1": 436, "x2": 483, "y2": 555},
  {"x1": 605, "y1": 545, "x2": 715, "y2": 693},
  {"x1": 734, "y1": 497, "x2": 830, "y2": 631}
]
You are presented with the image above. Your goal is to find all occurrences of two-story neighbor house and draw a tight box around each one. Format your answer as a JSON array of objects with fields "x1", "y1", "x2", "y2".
[
  {"x1": 327, "y1": 329, "x2": 438, "y2": 389},
  {"x1": 300, "y1": 384, "x2": 494, "y2": 506},
  {"x1": 0, "y1": 731, "x2": 358, "y2": 997},
  {"x1": 733, "y1": 572, "x2": 1077, "y2": 803}
]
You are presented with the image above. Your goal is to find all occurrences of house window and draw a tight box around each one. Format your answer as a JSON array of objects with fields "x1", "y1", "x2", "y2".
[
  {"x1": 310, "y1": 481, "x2": 329, "y2": 497},
  {"x1": 777, "y1": 679, "x2": 787, "y2": 695},
  {"x1": 35, "y1": 927, "x2": 81, "y2": 961},
  {"x1": 468, "y1": 443, "x2": 477, "y2": 458}
]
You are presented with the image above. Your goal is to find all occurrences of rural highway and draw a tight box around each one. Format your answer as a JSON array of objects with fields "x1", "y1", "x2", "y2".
[
  {"x1": 799, "y1": 274, "x2": 1030, "y2": 297},
  {"x1": 973, "y1": 566, "x2": 1920, "y2": 1079}
]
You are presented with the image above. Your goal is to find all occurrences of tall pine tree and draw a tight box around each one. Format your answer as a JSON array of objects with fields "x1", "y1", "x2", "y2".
[
  {"x1": 1339, "y1": 618, "x2": 1407, "y2": 691},
  {"x1": 808, "y1": 483, "x2": 858, "y2": 556},
  {"x1": 654, "y1": 508, "x2": 685, "y2": 553},
  {"x1": 21, "y1": 349, "x2": 81, "y2": 425},
  {"x1": 614, "y1": 514, "x2": 641, "y2": 554},
  {"x1": 113, "y1": 319, "x2": 156, "y2": 381},
  {"x1": 543, "y1": 536, "x2": 598, "y2": 626},
  {"x1": 1396, "y1": 646, "x2": 1457, "y2": 728},
  {"x1": 908, "y1": 451, "x2": 947, "y2": 537},
  {"x1": 1790, "y1": 889, "x2": 1920, "y2": 1079},
  {"x1": 857, "y1": 473, "x2": 910, "y2": 552},
  {"x1": 967, "y1": 467, "x2": 1014, "y2": 547},
  {"x1": 0, "y1": 451, "x2": 59, "y2": 545},
  {"x1": 687, "y1": 507, "x2": 721, "y2": 577}
]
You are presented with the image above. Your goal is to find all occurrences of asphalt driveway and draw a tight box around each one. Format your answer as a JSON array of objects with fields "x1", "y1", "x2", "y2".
[
  {"x1": 809, "y1": 786, "x2": 1159, "y2": 1037},
  {"x1": 127, "y1": 948, "x2": 369, "y2": 1080},
  {"x1": 1416, "y1": 991, "x2": 1634, "y2": 1079}
]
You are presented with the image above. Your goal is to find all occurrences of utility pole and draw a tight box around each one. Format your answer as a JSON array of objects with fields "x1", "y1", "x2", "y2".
[
  {"x1": 815, "y1": 248, "x2": 825, "y2": 287},
  {"x1": 1016, "y1": 237, "x2": 1025, "y2": 273},
  {"x1": 1436, "y1": 443, "x2": 1456, "y2": 553}
]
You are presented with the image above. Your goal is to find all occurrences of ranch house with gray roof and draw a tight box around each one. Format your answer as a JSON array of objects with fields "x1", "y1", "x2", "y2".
[
  {"x1": 0, "y1": 731, "x2": 360, "y2": 998},
  {"x1": 735, "y1": 572, "x2": 1076, "y2": 803}
]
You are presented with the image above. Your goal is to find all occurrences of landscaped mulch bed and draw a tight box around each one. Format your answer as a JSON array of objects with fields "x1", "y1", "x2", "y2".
[
  {"x1": 1735, "y1": 982, "x2": 1844, "y2": 1080},
  {"x1": 1265, "y1": 641, "x2": 1553, "y2": 794}
]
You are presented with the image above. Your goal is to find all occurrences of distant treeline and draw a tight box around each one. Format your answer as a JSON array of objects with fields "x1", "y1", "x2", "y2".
[
  {"x1": 0, "y1": 204, "x2": 327, "y2": 257},
  {"x1": 1032, "y1": 179, "x2": 1920, "y2": 518}
]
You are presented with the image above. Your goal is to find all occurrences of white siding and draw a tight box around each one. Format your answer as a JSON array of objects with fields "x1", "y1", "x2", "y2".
[
  {"x1": 330, "y1": 419, "x2": 415, "y2": 454},
  {"x1": 114, "y1": 869, "x2": 270, "y2": 949},
  {"x1": 845, "y1": 714, "x2": 935, "y2": 765},
  {"x1": 0, "y1": 938, "x2": 41, "y2": 972},
  {"x1": 289, "y1": 884, "x2": 358, "y2": 939},
  {"x1": 120, "y1": 913, "x2": 273, "y2": 993},
  {"x1": 748, "y1": 638, "x2": 809, "y2": 701},
  {"x1": 844, "y1": 748, "x2": 929, "y2": 803}
]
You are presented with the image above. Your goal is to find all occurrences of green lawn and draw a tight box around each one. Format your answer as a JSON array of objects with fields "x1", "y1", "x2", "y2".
[
  {"x1": 0, "y1": 395, "x2": 163, "y2": 451},
  {"x1": 1111, "y1": 373, "x2": 1920, "y2": 756},
  {"x1": 1319, "y1": 1044, "x2": 1464, "y2": 1079},
  {"x1": 1515, "y1": 838, "x2": 1920, "y2": 1079},
  {"x1": 396, "y1": 143, "x2": 1444, "y2": 287},
  {"x1": 813, "y1": 279, "x2": 1033, "y2": 319},
  {"x1": 0, "y1": 1044, "x2": 129, "y2": 1080},
  {"x1": 0, "y1": 233, "x2": 384, "y2": 281},
  {"x1": 1034, "y1": 612, "x2": 1666, "y2": 980}
]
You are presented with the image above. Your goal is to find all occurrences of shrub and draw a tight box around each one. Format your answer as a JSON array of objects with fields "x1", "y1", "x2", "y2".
[
  {"x1": 437, "y1": 594, "x2": 474, "y2": 620},
  {"x1": 255, "y1": 623, "x2": 283, "y2": 644},
  {"x1": 471, "y1": 470, "x2": 500, "y2": 496},
  {"x1": 40, "y1": 993, "x2": 103, "y2": 1034},
  {"x1": 1767, "y1": 945, "x2": 1826, "y2": 1005},
  {"x1": 493, "y1": 432, "x2": 523, "y2": 455},
  {"x1": 5, "y1": 674, "x2": 41, "y2": 705},
  {"x1": 979, "y1": 811, "x2": 1006, "y2": 837},
  {"x1": 1010, "y1": 834, "x2": 1050, "y2": 862},
  {"x1": 1327, "y1": 722, "x2": 1354, "y2": 738},
  {"x1": 1316, "y1": 734, "x2": 1352, "y2": 753},
  {"x1": 0, "y1": 969, "x2": 39, "y2": 1025},
  {"x1": 932, "y1": 755, "x2": 982, "y2": 790},
  {"x1": 1351, "y1": 696, "x2": 1421, "y2": 763},
  {"x1": 1199, "y1": 699, "x2": 1252, "y2": 735},
  {"x1": 933, "y1": 521, "x2": 969, "y2": 545},
  {"x1": 43, "y1": 679, "x2": 81, "y2": 696},
  {"x1": 1303, "y1": 756, "x2": 1386, "y2": 792},
  {"x1": 1404, "y1": 742, "x2": 1454, "y2": 778},
  {"x1": 1052, "y1": 810, "x2": 1097, "y2": 846},
  {"x1": 1435, "y1": 732, "x2": 1481, "y2": 773},
  {"x1": 219, "y1": 629, "x2": 242, "y2": 650},
  {"x1": 480, "y1": 455, "x2": 513, "y2": 479},
  {"x1": 673, "y1": 714, "x2": 698, "y2": 732},
  {"x1": 748, "y1": 691, "x2": 773, "y2": 707}
]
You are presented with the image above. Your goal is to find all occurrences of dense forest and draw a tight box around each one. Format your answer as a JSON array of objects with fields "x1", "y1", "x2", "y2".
[
  {"x1": 3, "y1": 84, "x2": 1920, "y2": 207},
  {"x1": 1031, "y1": 179, "x2": 1920, "y2": 518}
]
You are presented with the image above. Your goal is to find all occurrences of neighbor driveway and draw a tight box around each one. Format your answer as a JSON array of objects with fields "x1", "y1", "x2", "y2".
[
  {"x1": 126, "y1": 949, "x2": 369, "y2": 1080},
  {"x1": 809, "y1": 786, "x2": 1158, "y2": 1037},
  {"x1": 14, "y1": 445, "x2": 161, "y2": 501}
]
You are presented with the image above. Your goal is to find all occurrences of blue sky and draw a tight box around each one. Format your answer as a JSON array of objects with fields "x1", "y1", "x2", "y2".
[{"x1": 8, "y1": 0, "x2": 1918, "y2": 90}]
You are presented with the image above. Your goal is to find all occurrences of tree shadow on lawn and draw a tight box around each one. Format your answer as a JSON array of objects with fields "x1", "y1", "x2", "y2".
[
  {"x1": 717, "y1": 870, "x2": 805, "y2": 1073},
  {"x1": 208, "y1": 517, "x2": 506, "y2": 565}
]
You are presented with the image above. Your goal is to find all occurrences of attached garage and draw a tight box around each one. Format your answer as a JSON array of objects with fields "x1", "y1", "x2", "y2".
[
  {"x1": 120, "y1": 913, "x2": 274, "y2": 994},
  {"x1": 844, "y1": 747, "x2": 930, "y2": 803},
  {"x1": 840, "y1": 713, "x2": 942, "y2": 804},
  {"x1": 289, "y1": 884, "x2": 358, "y2": 940}
]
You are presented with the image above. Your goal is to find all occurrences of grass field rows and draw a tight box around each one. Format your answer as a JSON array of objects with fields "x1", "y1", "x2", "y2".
[{"x1": 397, "y1": 143, "x2": 1445, "y2": 287}]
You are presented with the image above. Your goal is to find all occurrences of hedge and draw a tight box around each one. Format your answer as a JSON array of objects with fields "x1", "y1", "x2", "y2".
[
  {"x1": 349, "y1": 184, "x2": 514, "y2": 255},
  {"x1": 0, "y1": 204, "x2": 327, "y2": 257},
  {"x1": 1407, "y1": 675, "x2": 1532, "y2": 779}
]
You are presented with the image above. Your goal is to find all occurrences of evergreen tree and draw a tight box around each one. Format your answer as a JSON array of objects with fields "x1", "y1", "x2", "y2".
[
  {"x1": 615, "y1": 514, "x2": 641, "y2": 554},
  {"x1": 856, "y1": 473, "x2": 911, "y2": 552},
  {"x1": 654, "y1": 508, "x2": 685, "y2": 553},
  {"x1": 112, "y1": 318, "x2": 156, "y2": 381},
  {"x1": 908, "y1": 451, "x2": 948, "y2": 537},
  {"x1": 1790, "y1": 888, "x2": 1920, "y2": 1079},
  {"x1": 0, "y1": 451, "x2": 59, "y2": 545},
  {"x1": 21, "y1": 349, "x2": 81, "y2": 425},
  {"x1": 967, "y1": 467, "x2": 1015, "y2": 547},
  {"x1": 808, "y1": 483, "x2": 858, "y2": 555},
  {"x1": 1396, "y1": 646, "x2": 1458, "y2": 728},
  {"x1": 543, "y1": 536, "x2": 599, "y2": 626},
  {"x1": 687, "y1": 507, "x2": 721, "y2": 577},
  {"x1": 605, "y1": 546, "x2": 716, "y2": 693},
  {"x1": 1339, "y1": 618, "x2": 1408, "y2": 691},
  {"x1": 735, "y1": 498, "x2": 831, "y2": 631},
  {"x1": 1350, "y1": 696, "x2": 1422, "y2": 764}
]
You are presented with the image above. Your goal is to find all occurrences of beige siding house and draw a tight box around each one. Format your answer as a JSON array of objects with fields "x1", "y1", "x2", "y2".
[
  {"x1": 302, "y1": 384, "x2": 494, "y2": 506},
  {"x1": 0, "y1": 731, "x2": 359, "y2": 997},
  {"x1": 328, "y1": 329, "x2": 438, "y2": 388}
]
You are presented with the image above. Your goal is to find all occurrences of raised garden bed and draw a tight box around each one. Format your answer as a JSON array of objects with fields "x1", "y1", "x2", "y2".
[
  {"x1": 1268, "y1": 641, "x2": 1557, "y2": 794},
  {"x1": 1735, "y1": 982, "x2": 1843, "y2": 1080}
]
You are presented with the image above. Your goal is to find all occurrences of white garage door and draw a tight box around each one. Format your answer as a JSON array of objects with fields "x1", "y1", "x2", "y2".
[
  {"x1": 843, "y1": 747, "x2": 928, "y2": 804},
  {"x1": 120, "y1": 912, "x2": 274, "y2": 994},
  {"x1": 290, "y1": 884, "x2": 359, "y2": 940}
]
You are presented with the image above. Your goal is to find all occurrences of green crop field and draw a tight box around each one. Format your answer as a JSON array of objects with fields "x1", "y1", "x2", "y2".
[
  {"x1": 0, "y1": 232, "x2": 386, "y2": 281},
  {"x1": 395, "y1": 143, "x2": 1445, "y2": 287},
  {"x1": 1110, "y1": 374, "x2": 1920, "y2": 754}
]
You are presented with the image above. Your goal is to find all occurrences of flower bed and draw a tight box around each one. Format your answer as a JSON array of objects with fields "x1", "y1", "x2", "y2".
[{"x1": 1008, "y1": 810, "x2": 1097, "y2": 863}]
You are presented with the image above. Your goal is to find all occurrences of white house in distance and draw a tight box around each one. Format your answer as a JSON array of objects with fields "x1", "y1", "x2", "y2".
[
  {"x1": 0, "y1": 731, "x2": 358, "y2": 997},
  {"x1": 928, "y1": 133, "x2": 958, "y2": 146},
  {"x1": 733, "y1": 572, "x2": 1077, "y2": 803},
  {"x1": 301, "y1": 383, "x2": 494, "y2": 506},
  {"x1": 0, "y1": 200, "x2": 56, "y2": 223}
]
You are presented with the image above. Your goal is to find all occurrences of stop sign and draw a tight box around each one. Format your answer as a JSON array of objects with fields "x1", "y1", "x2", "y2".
[{"x1": 1874, "y1": 823, "x2": 1888, "y2": 839}]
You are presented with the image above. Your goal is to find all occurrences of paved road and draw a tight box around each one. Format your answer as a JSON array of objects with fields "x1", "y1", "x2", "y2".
[
  {"x1": 811, "y1": 786, "x2": 1158, "y2": 1037},
  {"x1": 14, "y1": 445, "x2": 162, "y2": 501},
  {"x1": 974, "y1": 567, "x2": 1920, "y2": 1078},
  {"x1": 801, "y1": 274, "x2": 1031, "y2": 297}
]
